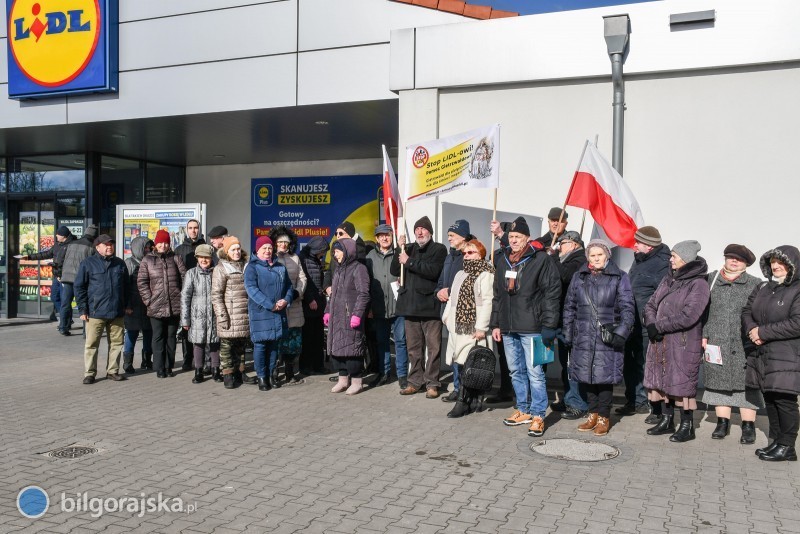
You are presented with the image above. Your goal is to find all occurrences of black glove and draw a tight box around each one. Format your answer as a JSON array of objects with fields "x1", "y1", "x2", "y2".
[
  {"x1": 655, "y1": 333, "x2": 665, "y2": 342},
  {"x1": 292, "y1": 289, "x2": 300, "y2": 300},
  {"x1": 541, "y1": 327, "x2": 557, "y2": 348},
  {"x1": 646, "y1": 324, "x2": 659, "y2": 342},
  {"x1": 611, "y1": 334, "x2": 626, "y2": 351}
]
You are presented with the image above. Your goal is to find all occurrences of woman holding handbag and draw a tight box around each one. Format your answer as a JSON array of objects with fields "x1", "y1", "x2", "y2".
[
  {"x1": 562, "y1": 239, "x2": 635, "y2": 436},
  {"x1": 442, "y1": 239, "x2": 496, "y2": 418}
]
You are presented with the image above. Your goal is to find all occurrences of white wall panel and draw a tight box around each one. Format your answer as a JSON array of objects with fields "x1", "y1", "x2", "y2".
[
  {"x1": 390, "y1": 29, "x2": 415, "y2": 92},
  {"x1": 120, "y1": 3, "x2": 297, "y2": 71},
  {"x1": 120, "y1": 0, "x2": 290, "y2": 22},
  {"x1": 299, "y1": 0, "x2": 463, "y2": 51},
  {"x1": 67, "y1": 55, "x2": 297, "y2": 123},
  {"x1": 298, "y1": 44, "x2": 395, "y2": 105},
  {"x1": 0, "y1": 86, "x2": 67, "y2": 127}
]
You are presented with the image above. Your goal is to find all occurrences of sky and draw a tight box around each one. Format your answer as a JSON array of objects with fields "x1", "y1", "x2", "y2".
[{"x1": 468, "y1": 0, "x2": 660, "y2": 15}]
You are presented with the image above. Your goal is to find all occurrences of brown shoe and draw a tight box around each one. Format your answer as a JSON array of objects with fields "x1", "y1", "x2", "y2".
[
  {"x1": 593, "y1": 416, "x2": 611, "y2": 436},
  {"x1": 399, "y1": 385, "x2": 420, "y2": 395},
  {"x1": 106, "y1": 373, "x2": 127, "y2": 382},
  {"x1": 527, "y1": 416, "x2": 545, "y2": 437},
  {"x1": 578, "y1": 413, "x2": 599, "y2": 432},
  {"x1": 425, "y1": 387, "x2": 440, "y2": 399}
]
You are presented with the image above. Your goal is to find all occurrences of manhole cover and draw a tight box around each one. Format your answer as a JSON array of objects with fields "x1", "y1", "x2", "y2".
[
  {"x1": 530, "y1": 438, "x2": 620, "y2": 462},
  {"x1": 44, "y1": 445, "x2": 98, "y2": 459}
]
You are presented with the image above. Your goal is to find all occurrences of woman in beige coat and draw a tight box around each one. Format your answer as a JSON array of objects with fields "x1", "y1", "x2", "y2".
[{"x1": 441, "y1": 239, "x2": 496, "y2": 418}]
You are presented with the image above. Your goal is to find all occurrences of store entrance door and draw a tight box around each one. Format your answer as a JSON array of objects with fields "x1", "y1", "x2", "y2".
[{"x1": 8, "y1": 199, "x2": 57, "y2": 318}]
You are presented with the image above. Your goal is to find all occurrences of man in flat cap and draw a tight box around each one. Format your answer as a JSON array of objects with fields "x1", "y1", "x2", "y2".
[
  {"x1": 74, "y1": 235, "x2": 130, "y2": 384},
  {"x1": 537, "y1": 207, "x2": 569, "y2": 253}
]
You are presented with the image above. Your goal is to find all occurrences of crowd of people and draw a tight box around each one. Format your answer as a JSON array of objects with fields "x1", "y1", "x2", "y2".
[{"x1": 26, "y1": 209, "x2": 800, "y2": 463}]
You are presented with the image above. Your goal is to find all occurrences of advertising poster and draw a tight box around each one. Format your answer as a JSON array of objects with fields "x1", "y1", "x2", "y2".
[
  {"x1": 59, "y1": 218, "x2": 85, "y2": 239},
  {"x1": 116, "y1": 204, "x2": 205, "y2": 259},
  {"x1": 405, "y1": 124, "x2": 501, "y2": 202},
  {"x1": 251, "y1": 175, "x2": 383, "y2": 253}
]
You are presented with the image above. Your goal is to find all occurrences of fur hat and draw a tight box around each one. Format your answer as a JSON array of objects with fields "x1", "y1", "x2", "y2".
[
  {"x1": 634, "y1": 226, "x2": 662, "y2": 247},
  {"x1": 672, "y1": 240, "x2": 701, "y2": 263},
  {"x1": 154, "y1": 229, "x2": 171, "y2": 246},
  {"x1": 414, "y1": 216, "x2": 434, "y2": 235},
  {"x1": 723, "y1": 244, "x2": 756, "y2": 266}
]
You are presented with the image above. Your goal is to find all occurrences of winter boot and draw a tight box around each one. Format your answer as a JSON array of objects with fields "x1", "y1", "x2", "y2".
[
  {"x1": 212, "y1": 367, "x2": 223, "y2": 382},
  {"x1": 239, "y1": 364, "x2": 257, "y2": 385},
  {"x1": 669, "y1": 411, "x2": 696, "y2": 442},
  {"x1": 257, "y1": 377, "x2": 271, "y2": 391},
  {"x1": 122, "y1": 352, "x2": 135, "y2": 374},
  {"x1": 331, "y1": 375, "x2": 350, "y2": 393},
  {"x1": 345, "y1": 377, "x2": 364, "y2": 395},
  {"x1": 223, "y1": 373, "x2": 236, "y2": 389},
  {"x1": 141, "y1": 350, "x2": 153, "y2": 370},
  {"x1": 711, "y1": 417, "x2": 730, "y2": 439},
  {"x1": 284, "y1": 360, "x2": 304, "y2": 385},
  {"x1": 447, "y1": 388, "x2": 472, "y2": 418},
  {"x1": 270, "y1": 366, "x2": 282, "y2": 389},
  {"x1": 192, "y1": 369, "x2": 204, "y2": 384},
  {"x1": 647, "y1": 401, "x2": 675, "y2": 435},
  {"x1": 740, "y1": 421, "x2": 756, "y2": 445}
]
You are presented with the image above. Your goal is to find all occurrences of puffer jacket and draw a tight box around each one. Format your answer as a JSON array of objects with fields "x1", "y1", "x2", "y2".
[
  {"x1": 298, "y1": 237, "x2": 328, "y2": 318},
  {"x1": 743, "y1": 246, "x2": 800, "y2": 395},
  {"x1": 326, "y1": 239, "x2": 370, "y2": 357},
  {"x1": 244, "y1": 256, "x2": 292, "y2": 342},
  {"x1": 124, "y1": 236, "x2": 151, "y2": 331},
  {"x1": 211, "y1": 248, "x2": 250, "y2": 339},
  {"x1": 137, "y1": 249, "x2": 186, "y2": 318},
  {"x1": 643, "y1": 257, "x2": 710, "y2": 398},
  {"x1": 390, "y1": 238, "x2": 447, "y2": 318},
  {"x1": 562, "y1": 261, "x2": 635, "y2": 385},
  {"x1": 276, "y1": 252, "x2": 306, "y2": 328},
  {"x1": 180, "y1": 265, "x2": 218, "y2": 345},
  {"x1": 366, "y1": 246, "x2": 398, "y2": 319},
  {"x1": 60, "y1": 227, "x2": 98, "y2": 283}
]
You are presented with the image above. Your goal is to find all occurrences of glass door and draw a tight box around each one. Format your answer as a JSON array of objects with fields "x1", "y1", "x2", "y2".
[{"x1": 15, "y1": 200, "x2": 56, "y2": 317}]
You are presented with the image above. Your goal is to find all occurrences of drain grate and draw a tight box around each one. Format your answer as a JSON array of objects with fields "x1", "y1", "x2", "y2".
[
  {"x1": 530, "y1": 438, "x2": 620, "y2": 462},
  {"x1": 43, "y1": 445, "x2": 98, "y2": 459}
]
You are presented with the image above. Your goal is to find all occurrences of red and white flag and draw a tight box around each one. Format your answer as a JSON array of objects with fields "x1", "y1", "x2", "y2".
[
  {"x1": 565, "y1": 142, "x2": 644, "y2": 248},
  {"x1": 382, "y1": 144, "x2": 403, "y2": 231}
]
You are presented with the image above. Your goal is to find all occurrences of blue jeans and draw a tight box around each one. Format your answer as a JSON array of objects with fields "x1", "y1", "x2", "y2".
[
  {"x1": 503, "y1": 333, "x2": 548, "y2": 418},
  {"x1": 253, "y1": 340, "x2": 279, "y2": 378},
  {"x1": 557, "y1": 340, "x2": 588, "y2": 411},
  {"x1": 624, "y1": 329, "x2": 648, "y2": 406},
  {"x1": 393, "y1": 316, "x2": 408, "y2": 378},
  {"x1": 452, "y1": 361, "x2": 461, "y2": 391},
  {"x1": 59, "y1": 282, "x2": 74, "y2": 333},
  {"x1": 51, "y1": 278, "x2": 62, "y2": 314},
  {"x1": 124, "y1": 328, "x2": 153, "y2": 354}
]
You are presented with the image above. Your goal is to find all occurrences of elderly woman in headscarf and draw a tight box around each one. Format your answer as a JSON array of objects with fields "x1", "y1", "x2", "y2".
[
  {"x1": 562, "y1": 239, "x2": 634, "y2": 436},
  {"x1": 743, "y1": 246, "x2": 800, "y2": 462},
  {"x1": 270, "y1": 225, "x2": 307, "y2": 386},
  {"x1": 643, "y1": 240, "x2": 710, "y2": 443},
  {"x1": 701, "y1": 244, "x2": 762, "y2": 443},
  {"x1": 441, "y1": 239, "x2": 496, "y2": 418}
]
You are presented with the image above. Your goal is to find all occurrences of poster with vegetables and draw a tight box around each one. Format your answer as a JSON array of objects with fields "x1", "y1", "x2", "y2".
[
  {"x1": 39, "y1": 211, "x2": 55, "y2": 252},
  {"x1": 19, "y1": 211, "x2": 38, "y2": 257}
]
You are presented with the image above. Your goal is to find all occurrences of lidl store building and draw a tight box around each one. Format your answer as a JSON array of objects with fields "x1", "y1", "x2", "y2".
[{"x1": 0, "y1": 0, "x2": 797, "y2": 318}]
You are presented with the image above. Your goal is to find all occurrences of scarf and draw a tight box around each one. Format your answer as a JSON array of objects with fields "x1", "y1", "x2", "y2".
[
  {"x1": 720, "y1": 265, "x2": 744, "y2": 282},
  {"x1": 506, "y1": 246, "x2": 530, "y2": 292},
  {"x1": 455, "y1": 260, "x2": 496, "y2": 335},
  {"x1": 774, "y1": 275, "x2": 787, "y2": 285}
]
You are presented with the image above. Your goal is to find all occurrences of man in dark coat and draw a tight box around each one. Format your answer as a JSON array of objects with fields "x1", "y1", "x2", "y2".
[
  {"x1": 22, "y1": 225, "x2": 74, "y2": 321},
  {"x1": 173, "y1": 219, "x2": 206, "y2": 370},
  {"x1": 550, "y1": 231, "x2": 589, "y2": 419},
  {"x1": 617, "y1": 225, "x2": 671, "y2": 416},
  {"x1": 491, "y1": 216, "x2": 561, "y2": 437},
  {"x1": 74, "y1": 235, "x2": 130, "y2": 384},
  {"x1": 536, "y1": 207, "x2": 569, "y2": 253},
  {"x1": 59, "y1": 224, "x2": 99, "y2": 336},
  {"x1": 298, "y1": 236, "x2": 330, "y2": 375},
  {"x1": 392, "y1": 216, "x2": 447, "y2": 397}
]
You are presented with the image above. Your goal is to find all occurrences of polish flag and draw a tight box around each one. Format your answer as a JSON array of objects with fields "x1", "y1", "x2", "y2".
[
  {"x1": 565, "y1": 142, "x2": 644, "y2": 248},
  {"x1": 382, "y1": 145, "x2": 403, "y2": 231}
]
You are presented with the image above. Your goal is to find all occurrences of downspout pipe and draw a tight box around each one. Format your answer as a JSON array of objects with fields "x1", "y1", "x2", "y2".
[{"x1": 603, "y1": 15, "x2": 631, "y2": 175}]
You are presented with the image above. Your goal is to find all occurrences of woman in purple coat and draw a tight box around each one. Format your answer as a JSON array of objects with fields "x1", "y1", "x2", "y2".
[
  {"x1": 324, "y1": 238, "x2": 370, "y2": 395},
  {"x1": 643, "y1": 240, "x2": 710, "y2": 443}
]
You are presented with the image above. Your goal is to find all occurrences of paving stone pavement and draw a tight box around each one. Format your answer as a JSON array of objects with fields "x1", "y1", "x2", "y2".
[{"x1": 1, "y1": 323, "x2": 799, "y2": 533}]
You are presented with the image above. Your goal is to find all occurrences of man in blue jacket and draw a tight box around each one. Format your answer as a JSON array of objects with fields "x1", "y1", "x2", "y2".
[{"x1": 74, "y1": 234, "x2": 130, "y2": 384}]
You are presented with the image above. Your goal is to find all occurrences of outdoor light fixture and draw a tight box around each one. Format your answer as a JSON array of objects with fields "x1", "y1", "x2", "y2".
[
  {"x1": 670, "y1": 10, "x2": 715, "y2": 28},
  {"x1": 603, "y1": 13, "x2": 630, "y2": 175}
]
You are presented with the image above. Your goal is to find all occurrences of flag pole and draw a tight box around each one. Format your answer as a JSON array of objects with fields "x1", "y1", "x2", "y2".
[
  {"x1": 490, "y1": 188, "x2": 498, "y2": 262},
  {"x1": 578, "y1": 135, "x2": 599, "y2": 239},
  {"x1": 400, "y1": 201, "x2": 407, "y2": 286},
  {"x1": 553, "y1": 139, "x2": 590, "y2": 249}
]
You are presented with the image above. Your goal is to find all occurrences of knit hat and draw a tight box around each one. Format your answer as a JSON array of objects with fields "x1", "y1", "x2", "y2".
[
  {"x1": 558, "y1": 230, "x2": 584, "y2": 248},
  {"x1": 194, "y1": 244, "x2": 214, "y2": 258},
  {"x1": 508, "y1": 216, "x2": 530, "y2": 237},
  {"x1": 207, "y1": 225, "x2": 228, "y2": 238},
  {"x1": 222, "y1": 236, "x2": 241, "y2": 255},
  {"x1": 154, "y1": 229, "x2": 171, "y2": 246},
  {"x1": 255, "y1": 235, "x2": 273, "y2": 252},
  {"x1": 447, "y1": 219, "x2": 471, "y2": 239},
  {"x1": 585, "y1": 239, "x2": 613, "y2": 260},
  {"x1": 724, "y1": 244, "x2": 756, "y2": 266},
  {"x1": 414, "y1": 216, "x2": 434, "y2": 235},
  {"x1": 374, "y1": 224, "x2": 393, "y2": 236},
  {"x1": 672, "y1": 240, "x2": 701, "y2": 263},
  {"x1": 56, "y1": 226, "x2": 71, "y2": 237},
  {"x1": 84, "y1": 224, "x2": 99, "y2": 239},
  {"x1": 548, "y1": 207, "x2": 568, "y2": 221},
  {"x1": 336, "y1": 221, "x2": 356, "y2": 238},
  {"x1": 634, "y1": 226, "x2": 662, "y2": 247}
]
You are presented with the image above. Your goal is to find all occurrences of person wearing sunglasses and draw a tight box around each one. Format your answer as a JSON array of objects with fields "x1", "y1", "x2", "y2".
[{"x1": 323, "y1": 221, "x2": 367, "y2": 297}]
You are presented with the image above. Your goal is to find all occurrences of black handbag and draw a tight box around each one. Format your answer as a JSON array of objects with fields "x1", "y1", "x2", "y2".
[
  {"x1": 462, "y1": 339, "x2": 496, "y2": 393},
  {"x1": 583, "y1": 284, "x2": 620, "y2": 347}
]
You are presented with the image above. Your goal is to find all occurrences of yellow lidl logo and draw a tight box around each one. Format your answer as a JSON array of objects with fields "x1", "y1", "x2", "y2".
[
  {"x1": 258, "y1": 186, "x2": 270, "y2": 200},
  {"x1": 8, "y1": 0, "x2": 100, "y2": 87}
]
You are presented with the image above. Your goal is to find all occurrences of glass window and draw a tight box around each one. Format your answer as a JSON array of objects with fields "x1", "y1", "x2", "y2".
[
  {"x1": 99, "y1": 156, "x2": 143, "y2": 239},
  {"x1": 0, "y1": 157, "x2": 6, "y2": 192},
  {"x1": 8, "y1": 155, "x2": 85, "y2": 192},
  {"x1": 146, "y1": 163, "x2": 184, "y2": 204}
]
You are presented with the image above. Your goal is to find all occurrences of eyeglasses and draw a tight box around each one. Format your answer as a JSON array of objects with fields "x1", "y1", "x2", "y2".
[
  {"x1": 336, "y1": 231, "x2": 346, "y2": 237},
  {"x1": 464, "y1": 251, "x2": 479, "y2": 256}
]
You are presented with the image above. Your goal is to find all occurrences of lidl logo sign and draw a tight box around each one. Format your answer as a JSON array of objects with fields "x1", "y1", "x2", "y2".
[
  {"x1": 6, "y1": 0, "x2": 118, "y2": 99},
  {"x1": 253, "y1": 184, "x2": 274, "y2": 207}
]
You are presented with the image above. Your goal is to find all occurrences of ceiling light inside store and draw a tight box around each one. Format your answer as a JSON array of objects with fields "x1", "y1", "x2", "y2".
[
  {"x1": 315, "y1": 120, "x2": 329, "y2": 126},
  {"x1": 212, "y1": 154, "x2": 226, "y2": 159},
  {"x1": 111, "y1": 133, "x2": 127, "y2": 139}
]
